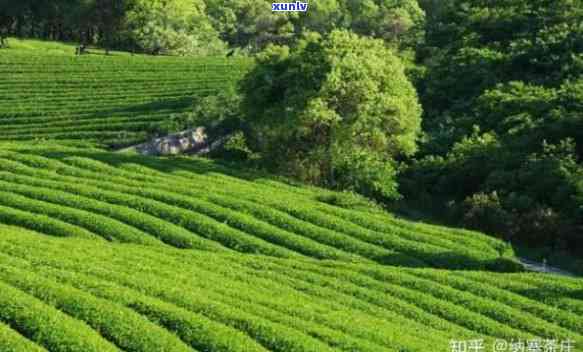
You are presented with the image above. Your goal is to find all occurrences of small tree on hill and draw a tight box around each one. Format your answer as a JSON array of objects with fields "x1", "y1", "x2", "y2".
[{"x1": 241, "y1": 30, "x2": 422, "y2": 199}]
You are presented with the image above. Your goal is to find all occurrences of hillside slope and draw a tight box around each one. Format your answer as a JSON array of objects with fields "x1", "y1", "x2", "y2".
[
  {"x1": 1, "y1": 40, "x2": 582, "y2": 352},
  {"x1": 0, "y1": 225, "x2": 582, "y2": 352},
  {"x1": 0, "y1": 142, "x2": 515, "y2": 271},
  {"x1": 0, "y1": 40, "x2": 251, "y2": 147}
]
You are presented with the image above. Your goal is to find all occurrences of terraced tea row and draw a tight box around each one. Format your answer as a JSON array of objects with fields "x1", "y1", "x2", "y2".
[
  {"x1": 0, "y1": 225, "x2": 580, "y2": 352},
  {"x1": 0, "y1": 51, "x2": 252, "y2": 146},
  {"x1": 0, "y1": 143, "x2": 517, "y2": 271}
]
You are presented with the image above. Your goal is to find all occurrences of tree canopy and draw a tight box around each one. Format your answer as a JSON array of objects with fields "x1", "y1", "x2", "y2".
[
  {"x1": 241, "y1": 30, "x2": 422, "y2": 198},
  {"x1": 0, "y1": 0, "x2": 425, "y2": 54},
  {"x1": 126, "y1": 0, "x2": 225, "y2": 55},
  {"x1": 404, "y1": 0, "x2": 583, "y2": 254}
]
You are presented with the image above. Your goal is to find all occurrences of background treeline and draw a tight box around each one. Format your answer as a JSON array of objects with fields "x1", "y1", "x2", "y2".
[
  {"x1": 405, "y1": 0, "x2": 583, "y2": 256},
  {"x1": 0, "y1": 0, "x2": 226, "y2": 55},
  {"x1": 0, "y1": 0, "x2": 424, "y2": 54}
]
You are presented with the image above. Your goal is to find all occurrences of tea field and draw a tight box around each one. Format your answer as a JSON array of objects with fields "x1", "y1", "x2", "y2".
[
  {"x1": 0, "y1": 142, "x2": 515, "y2": 270},
  {"x1": 0, "y1": 142, "x2": 581, "y2": 351},
  {"x1": 0, "y1": 40, "x2": 581, "y2": 352},
  {"x1": 0, "y1": 39, "x2": 251, "y2": 147},
  {"x1": 0, "y1": 224, "x2": 582, "y2": 352}
]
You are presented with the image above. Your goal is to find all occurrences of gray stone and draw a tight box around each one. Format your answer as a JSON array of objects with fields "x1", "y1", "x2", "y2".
[{"x1": 128, "y1": 127, "x2": 209, "y2": 156}]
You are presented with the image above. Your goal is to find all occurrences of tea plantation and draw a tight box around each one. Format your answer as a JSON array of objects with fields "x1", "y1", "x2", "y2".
[
  {"x1": 0, "y1": 39, "x2": 251, "y2": 147},
  {"x1": 0, "y1": 142, "x2": 581, "y2": 351},
  {"x1": 1, "y1": 224, "x2": 582, "y2": 351},
  {"x1": 0, "y1": 41, "x2": 581, "y2": 352}
]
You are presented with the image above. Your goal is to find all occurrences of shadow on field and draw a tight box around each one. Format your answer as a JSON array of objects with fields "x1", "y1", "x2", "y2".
[
  {"x1": 376, "y1": 251, "x2": 523, "y2": 272},
  {"x1": 433, "y1": 252, "x2": 524, "y2": 273},
  {"x1": 571, "y1": 290, "x2": 583, "y2": 300},
  {"x1": 38, "y1": 147, "x2": 280, "y2": 185},
  {"x1": 85, "y1": 96, "x2": 194, "y2": 121},
  {"x1": 513, "y1": 288, "x2": 583, "y2": 302}
]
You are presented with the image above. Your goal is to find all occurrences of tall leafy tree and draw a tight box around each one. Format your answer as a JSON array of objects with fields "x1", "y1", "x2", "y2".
[
  {"x1": 205, "y1": 0, "x2": 296, "y2": 51},
  {"x1": 126, "y1": 0, "x2": 225, "y2": 55},
  {"x1": 242, "y1": 30, "x2": 422, "y2": 198}
]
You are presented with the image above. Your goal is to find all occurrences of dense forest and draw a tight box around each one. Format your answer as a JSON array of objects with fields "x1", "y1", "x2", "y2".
[
  {"x1": 0, "y1": 0, "x2": 423, "y2": 54},
  {"x1": 1, "y1": 0, "x2": 581, "y2": 259}
]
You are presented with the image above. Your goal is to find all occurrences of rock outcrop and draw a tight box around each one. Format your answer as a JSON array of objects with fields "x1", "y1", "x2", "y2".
[{"x1": 127, "y1": 127, "x2": 209, "y2": 156}]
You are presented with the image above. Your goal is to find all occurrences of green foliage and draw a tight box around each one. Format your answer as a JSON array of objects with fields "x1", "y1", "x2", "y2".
[
  {"x1": 242, "y1": 30, "x2": 422, "y2": 199},
  {"x1": 419, "y1": 0, "x2": 583, "y2": 144},
  {"x1": 203, "y1": 0, "x2": 425, "y2": 52},
  {"x1": 205, "y1": 0, "x2": 297, "y2": 51},
  {"x1": 333, "y1": 147, "x2": 401, "y2": 199},
  {"x1": 218, "y1": 131, "x2": 256, "y2": 161},
  {"x1": 405, "y1": 0, "x2": 583, "y2": 257},
  {"x1": 190, "y1": 87, "x2": 243, "y2": 128},
  {"x1": 1, "y1": 0, "x2": 425, "y2": 54},
  {"x1": 405, "y1": 135, "x2": 583, "y2": 252},
  {"x1": 341, "y1": 0, "x2": 426, "y2": 47},
  {"x1": 0, "y1": 142, "x2": 517, "y2": 270},
  {"x1": 3, "y1": 4, "x2": 583, "y2": 348},
  {"x1": 0, "y1": 45, "x2": 252, "y2": 147},
  {"x1": 0, "y1": 0, "x2": 226, "y2": 54},
  {"x1": 0, "y1": 225, "x2": 581, "y2": 351},
  {"x1": 403, "y1": 130, "x2": 502, "y2": 198},
  {"x1": 459, "y1": 192, "x2": 512, "y2": 239},
  {"x1": 0, "y1": 323, "x2": 46, "y2": 352},
  {"x1": 0, "y1": 279, "x2": 119, "y2": 352},
  {"x1": 315, "y1": 191, "x2": 380, "y2": 212},
  {"x1": 475, "y1": 80, "x2": 583, "y2": 158},
  {"x1": 126, "y1": 0, "x2": 226, "y2": 55}
]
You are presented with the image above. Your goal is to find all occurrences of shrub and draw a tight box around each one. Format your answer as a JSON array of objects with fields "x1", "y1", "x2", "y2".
[
  {"x1": 214, "y1": 131, "x2": 256, "y2": 162},
  {"x1": 459, "y1": 192, "x2": 511, "y2": 240}
]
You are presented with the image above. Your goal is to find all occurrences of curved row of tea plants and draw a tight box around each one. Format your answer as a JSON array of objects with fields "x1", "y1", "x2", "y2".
[
  {"x1": 0, "y1": 48, "x2": 252, "y2": 147},
  {"x1": 0, "y1": 225, "x2": 580, "y2": 352},
  {"x1": 0, "y1": 142, "x2": 518, "y2": 271}
]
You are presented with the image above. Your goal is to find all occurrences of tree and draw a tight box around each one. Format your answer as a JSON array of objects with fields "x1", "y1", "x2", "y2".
[
  {"x1": 126, "y1": 0, "x2": 225, "y2": 55},
  {"x1": 241, "y1": 30, "x2": 422, "y2": 198},
  {"x1": 0, "y1": 14, "x2": 11, "y2": 48},
  {"x1": 203, "y1": 0, "x2": 425, "y2": 53},
  {"x1": 292, "y1": 0, "x2": 343, "y2": 34},
  {"x1": 205, "y1": 0, "x2": 296, "y2": 52},
  {"x1": 403, "y1": 0, "x2": 583, "y2": 254},
  {"x1": 0, "y1": 0, "x2": 30, "y2": 46},
  {"x1": 93, "y1": 0, "x2": 130, "y2": 53},
  {"x1": 343, "y1": 0, "x2": 425, "y2": 47},
  {"x1": 420, "y1": 0, "x2": 583, "y2": 141}
]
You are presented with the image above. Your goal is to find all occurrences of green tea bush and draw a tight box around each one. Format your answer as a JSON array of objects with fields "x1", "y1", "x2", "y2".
[
  {"x1": 0, "y1": 323, "x2": 47, "y2": 352},
  {"x1": 0, "y1": 51, "x2": 252, "y2": 147},
  {"x1": 0, "y1": 225, "x2": 580, "y2": 351},
  {"x1": 0, "y1": 143, "x2": 516, "y2": 269}
]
